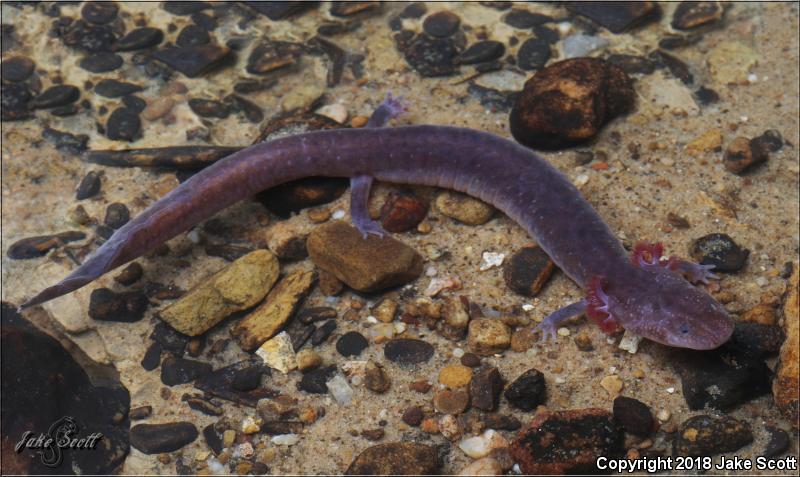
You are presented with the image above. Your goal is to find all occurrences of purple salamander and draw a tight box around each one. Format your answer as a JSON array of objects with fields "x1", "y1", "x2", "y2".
[{"x1": 19, "y1": 96, "x2": 734, "y2": 350}]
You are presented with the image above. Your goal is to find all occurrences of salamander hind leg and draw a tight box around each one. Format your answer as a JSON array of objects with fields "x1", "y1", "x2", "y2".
[
  {"x1": 535, "y1": 300, "x2": 587, "y2": 342},
  {"x1": 349, "y1": 175, "x2": 386, "y2": 239}
]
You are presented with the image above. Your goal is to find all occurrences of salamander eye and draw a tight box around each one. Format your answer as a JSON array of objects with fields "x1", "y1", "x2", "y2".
[{"x1": 679, "y1": 324, "x2": 690, "y2": 334}]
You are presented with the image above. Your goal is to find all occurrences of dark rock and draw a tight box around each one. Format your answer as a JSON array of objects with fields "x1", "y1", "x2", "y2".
[
  {"x1": 30, "y1": 84, "x2": 80, "y2": 109},
  {"x1": 188, "y1": 98, "x2": 231, "y2": 118},
  {"x1": 401, "y1": 2, "x2": 427, "y2": 18},
  {"x1": 384, "y1": 338, "x2": 435, "y2": 364},
  {"x1": 1, "y1": 304, "x2": 130, "y2": 474},
  {"x1": 402, "y1": 406, "x2": 424, "y2": 426},
  {"x1": 42, "y1": 127, "x2": 89, "y2": 154},
  {"x1": 612, "y1": 396, "x2": 654, "y2": 437},
  {"x1": 203, "y1": 424, "x2": 223, "y2": 454},
  {"x1": 336, "y1": 331, "x2": 369, "y2": 357},
  {"x1": 104, "y1": 202, "x2": 130, "y2": 228},
  {"x1": 89, "y1": 288, "x2": 149, "y2": 322},
  {"x1": 379, "y1": 192, "x2": 429, "y2": 233},
  {"x1": 177, "y1": 24, "x2": 210, "y2": 47},
  {"x1": 114, "y1": 27, "x2": 164, "y2": 51},
  {"x1": 693, "y1": 86, "x2": 720, "y2": 105},
  {"x1": 763, "y1": 426, "x2": 790, "y2": 457},
  {"x1": 204, "y1": 242, "x2": 253, "y2": 261},
  {"x1": 163, "y1": 1, "x2": 210, "y2": 15},
  {"x1": 510, "y1": 408, "x2": 624, "y2": 474},
  {"x1": 673, "y1": 415, "x2": 752, "y2": 457},
  {"x1": 318, "y1": 20, "x2": 362, "y2": 36},
  {"x1": 129, "y1": 405, "x2": 152, "y2": 420},
  {"x1": 607, "y1": 53, "x2": 656, "y2": 75},
  {"x1": 460, "y1": 352, "x2": 481, "y2": 367},
  {"x1": 306, "y1": 36, "x2": 346, "y2": 87},
  {"x1": 141, "y1": 342, "x2": 162, "y2": 370},
  {"x1": 256, "y1": 177, "x2": 348, "y2": 218},
  {"x1": 244, "y1": 1, "x2": 317, "y2": 20},
  {"x1": 79, "y1": 52, "x2": 123, "y2": 73},
  {"x1": 0, "y1": 82, "x2": 31, "y2": 120},
  {"x1": 130, "y1": 422, "x2": 198, "y2": 454},
  {"x1": 752, "y1": 129, "x2": 784, "y2": 153},
  {"x1": 225, "y1": 93, "x2": 264, "y2": 123},
  {"x1": 503, "y1": 9, "x2": 553, "y2": 28},
  {"x1": 691, "y1": 233, "x2": 749, "y2": 273},
  {"x1": 481, "y1": 1, "x2": 513, "y2": 10},
  {"x1": 423, "y1": 11, "x2": 461, "y2": 38},
  {"x1": 345, "y1": 442, "x2": 441, "y2": 475},
  {"x1": 123, "y1": 95, "x2": 147, "y2": 113},
  {"x1": 246, "y1": 40, "x2": 304, "y2": 75},
  {"x1": 61, "y1": 20, "x2": 117, "y2": 53},
  {"x1": 722, "y1": 321, "x2": 783, "y2": 358},
  {"x1": 184, "y1": 395, "x2": 223, "y2": 416},
  {"x1": 402, "y1": 34, "x2": 460, "y2": 77},
  {"x1": 510, "y1": 58, "x2": 635, "y2": 149},
  {"x1": 298, "y1": 306, "x2": 337, "y2": 324},
  {"x1": 566, "y1": 1, "x2": 660, "y2": 33},
  {"x1": 146, "y1": 282, "x2": 184, "y2": 300},
  {"x1": 433, "y1": 388, "x2": 470, "y2": 414},
  {"x1": 95, "y1": 79, "x2": 144, "y2": 98},
  {"x1": 331, "y1": 1, "x2": 380, "y2": 18},
  {"x1": 6, "y1": 231, "x2": 86, "y2": 259},
  {"x1": 504, "y1": 368, "x2": 546, "y2": 411},
  {"x1": 480, "y1": 413, "x2": 522, "y2": 431},
  {"x1": 231, "y1": 365, "x2": 263, "y2": 391},
  {"x1": 106, "y1": 107, "x2": 141, "y2": 141},
  {"x1": 468, "y1": 84, "x2": 519, "y2": 112},
  {"x1": 285, "y1": 319, "x2": 315, "y2": 351},
  {"x1": 298, "y1": 365, "x2": 337, "y2": 394},
  {"x1": 533, "y1": 25, "x2": 560, "y2": 44},
  {"x1": 254, "y1": 108, "x2": 344, "y2": 143},
  {"x1": 95, "y1": 224, "x2": 115, "y2": 240},
  {"x1": 76, "y1": 170, "x2": 102, "y2": 199},
  {"x1": 191, "y1": 12, "x2": 216, "y2": 31},
  {"x1": 364, "y1": 361, "x2": 391, "y2": 393},
  {"x1": 161, "y1": 356, "x2": 213, "y2": 385},
  {"x1": 504, "y1": 246, "x2": 556, "y2": 297},
  {"x1": 195, "y1": 359, "x2": 275, "y2": 406},
  {"x1": 1, "y1": 56, "x2": 35, "y2": 82},
  {"x1": 261, "y1": 421, "x2": 304, "y2": 435},
  {"x1": 82, "y1": 2, "x2": 118, "y2": 24},
  {"x1": 361, "y1": 428, "x2": 385, "y2": 441},
  {"x1": 50, "y1": 104, "x2": 81, "y2": 117},
  {"x1": 151, "y1": 44, "x2": 230, "y2": 77},
  {"x1": 723, "y1": 136, "x2": 769, "y2": 174},
  {"x1": 672, "y1": 1, "x2": 724, "y2": 30},
  {"x1": 659, "y1": 33, "x2": 702, "y2": 50},
  {"x1": 651, "y1": 50, "x2": 693, "y2": 85},
  {"x1": 311, "y1": 319, "x2": 337, "y2": 346},
  {"x1": 150, "y1": 321, "x2": 191, "y2": 356},
  {"x1": 470, "y1": 366, "x2": 504, "y2": 411},
  {"x1": 110, "y1": 263, "x2": 143, "y2": 288},
  {"x1": 456, "y1": 40, "x2": 505, "y2": 65}
]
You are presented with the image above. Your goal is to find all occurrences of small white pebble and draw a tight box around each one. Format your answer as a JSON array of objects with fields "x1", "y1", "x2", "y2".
[
  {"x1": 351, "y1": 375, "x2": 363, "y2": 386},
  {"x1": 379, "y1": 409, "x2": 389, "y2": 419},
  {"x1": 187, "y1": 228, "x2": 201, "y2": 243},
  {"x1": 555, "y1": 376, "x2": 566, "y2": 384},
  {"x1": 557, "y1": 327, "x2": 570, "y2": 337},
  {"x1": 366, "y1": 315, "x2": 378, "y2": 323},
  {"x1": 619, "y1": 332, "x2": 643, "y2": 354},
  {"x1": 755, "y1": 277, "x2": 769, "y2": 287},
  {"x1": 609, "y1": 366, "x2": 617, "y2": 373},
  {"x1": 574, "y1": 174, "x2": 590, "y2": 186},
  {"x1": 326, "y1": 374, "x2": 354, "y2": 405},
  {"x1": 479, "y1": 251, "x2": 505, "y2": 271},
  {"x1": 657, "y1": 409, "x2": 671, "y2": 422},
  {"x1": 453, "y1": 347, "x2": 465, "y2": 358},
  {"x1": 425, "y1": 265, "x2": 438, "y2": 277},
  {"x1": 513, "y1": 464, "x2": 521, "y2": 474},
  {"x1": 332, "y1": 209, "x2": 345, "y2": 220},
  {"x1": 740, "y1": 115, "x2": 749, "y2": 122},
  {"x1": 207, "y1": 458, "x2": 225, "y2": 475},
  {"x1": 522, "y1": 303, "x2": 535, "y2": 312},
  {"x1": 271, "y1": 434, "x2": 299, "y2": 446},
  {"x1": 747, "y1": 73, "x2": 758, "y2": 83},
  {"x1": 394, "y1": 322, "x2": 407, "y2": 334},
  {"x1": 660, "y1": 157, "x2": 675, "y2": 166},
  {"x1": 315, "y1": 103, "x2": 348, "y2": 124},
  {"x1": 666, "y1": 387, "x2": 675, "y2": 394}
]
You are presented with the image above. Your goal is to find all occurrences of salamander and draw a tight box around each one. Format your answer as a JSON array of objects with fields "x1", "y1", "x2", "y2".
[{"x1": 19, "y1": 95, "x2": 734, "y2": 350}]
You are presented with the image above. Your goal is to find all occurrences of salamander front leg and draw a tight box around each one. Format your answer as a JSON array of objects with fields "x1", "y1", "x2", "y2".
[
  {"x1": 350, "y1": 175, "x2": 385, "y2": 239},
  {"x1": 666, "y1": 257, "x2": 718, "y2": 285},
  {"x1": 366, "y1": 92, "x2": 407, "y2": 128},
  {"x1": 536, "y1": 300, "x2": 587, "y2": 342}
]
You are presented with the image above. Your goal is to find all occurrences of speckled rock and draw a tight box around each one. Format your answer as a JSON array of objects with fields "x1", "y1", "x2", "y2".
[
  {"x1": 439, "y1": 364, "x2": 473, "y2": 388},
  {"x1": 345, "y1": 442, "x2": 441, "y2": 475},
  {"x1": 503, "y1": 246, "x2": 556, "y2": 297},
  {"x1": 470, "y1": 366, "x2": 504, "y2": 411},
  {"x1": 467, "y1": 319, "x2": 511, "y2": 355},
  {"x1": 306, "y1": 221, "x2": 423, "y2": 292},
  {"x1": 691, "y1": 233, "x2": 749, "y2": 273},
  {"x1": 774, "y1": 263, "x2": 799, "y2": 425},
  {"x1": 723, "y1": 136, "x2": 769, "y2": 174},
  {"x1": 159, "y1": 250, "x2": 279, "y2": 336},
  {"x1": 435, "y1": 191, "x2": 494, "y2": 225},
  {"x1": 673, "y1": 415, "x2": 753, "y2": 457}
]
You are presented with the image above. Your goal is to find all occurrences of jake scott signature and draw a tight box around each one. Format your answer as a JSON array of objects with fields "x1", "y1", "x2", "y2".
[{"x1": 14, "y1": 416, "x2": 103, "y2": 468}]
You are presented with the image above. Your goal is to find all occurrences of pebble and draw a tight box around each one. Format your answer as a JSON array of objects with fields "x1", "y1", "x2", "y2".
[
  {"x1": 402, "y1": 34, "x2": 460, "y2": 77},
  {"x1": 723, "y1": 136, "x2": 769, "y2": 174},
  {"x1": 130, "y1": 422, "x2": 198, "y2": 454},
  {"x1": 271, "y1": 434, "x2": 299, "y2": 446},
  {"x1": 177, "y1": 24, "x2": 210, "y2": 47},
  {"x1": 336, "y1": 331, "x2": 369, "y2": 357},
  {"x1": 503, "y1": 246, "x2": 556, "y2": 297},
  {"x1": 691, "y1": 233, "x2": 749, "y2": 273},
  {"x1": 566, "y1": 2, "x2": 660, "y2": 33},
  {"x1": 106, "y1": 107, "x2": 141, "y2": 141},
  {"x1": 401, "y1": 2, "x2": 427, "y2": 18},
  {"x1": 79, "y1": 52, "x2": 123, "y2": 73},
  {"x1": 458, "y1": 457, "x2": 503, "y2": 476},
  {"x1": 1, "y1": 82, "x2": 32, "y2": 120},
  {"x1": 510, "y1": 58, "x2": 634, "y2": 149},
  {"x1": 618, "y1": 331, "x2": 643, "y2": 354},
  {"x1": 140, "y1": 343, "x2": 162, "y2": 371},
  {"x1": 161, "y1": 356, "x2": 213, "y2": 385},
  {"x1": 752, "y1": 129, "x2": 784, "y2": 153},
  {"x1": 371, "y1": 299, "x2": 397, "y2": 324},
  {"x1": 61, "y1": 20, "x2": 117, "y2": 53},
  {"x1": 763, "y1": 426, "x2": 790, "y2": 458},
  {"x1": 315, "y1": 103, "x2": 348, "y2": 124},
  {"x1": 439, "y1": 364, "x2": 473, "y2": 388},
  {"x1": 460, "y1": 352, "x2": 481, "y2": 368},
  {"x1": 6, "y1": 231, "x2": 87, "y2": 260},
  {"x1": 434, "y1": 388, "x2": 470, "y2": 415},
  {"x1": 380, "y1": 192, "x2": 429, "y2": 233},
  {"x1": 326, "y1": 374, "x2": 354, "y2": 405},
  {"x1": 504, "y1": 368, "x2": 546, "y2": 411},
  {"x1": 470, "y1": 366, "x2": 504, "y2": 411},
  {"x1": 75, "y1": 170, "x2": 102, "y2": 200},
  {"x1": 409, "y1": 379, "x2": 433, "y2": 393},
  {"x1": 104, "y1": 202, "x2": 130, "y2": 229},
  {"x1": 256, "y1": 332, "x2": 298, "y2": 374},
  {"x1": 226, "y1": 94, "x2": 263, "y2": 123},
  {"x1": 1, "y1": 56, "x2": 35, "y2": 82},
  {"x1": 29, "y1": 84, "x2": 80, "y2": 109},
  {"x1": 402, "y1": 406, "x2": 425, "y2": 426},
  {"x1": 423, "y1": 11, "x2": 461, "y2": 38},
  {"x1": 459, "y1": 430, "x2": 508, "y2": 459},
  {"x1": 440, "y1": 296, "x2": 470, "y2": 341},
  {"x1": 81, "y1": 2, "x2": 118, "y2": 24},
  {"x1": 612, "y1": 396, "x2": 654, "y2": 437},
  {"x1": 151, "y1": 44, "x2": 230, "y2": 78},
  {"x1": 673, "y1": 415, "x2": 753, "y2": 457},
  {"x1": 345, "y1": 442, "x2": 441, "y2": 475},
  {"x1": 307, "y1": 221, "x2": 423, "y2": 292},
  {"x1": 298, "y1": 366, "x2": 337, "y2": 394},
  {"x1": 504, "y1": 9, "x2": 552, "y2": 28},
  {"x1": 296, "y1": 306, "x2": 336, "y2": 325},
  {"x1": 517, "y1": 38, "x2": 551, "y2": 70},
  {"x1": 246, "y1": 1, "x2": 316, "y2": 20},
  {"x1": 384, "y1": 338, "x2": 435, "y2": 364},
  {"x1": 188, "y1": 98, "x2": 231, "y2": 119},
  {"x1": 435, "y1": 191, "x2": 494, "y2": 225},
  {"x1": 163, "y1": 2, "x2": 211, "y2": 15},
  {"x1": 129, "y1": 405, "x2": 152, "y2": 420},
  {"x1": 296, "y1": 348, "x2": 322, "y2": 372},
  {"x1": 114, "y1": 27, "x2": 164, "y2": 51},
  {"x1": 231, "y1": 365, "x2": 262, "y2": 391},
  {"x1": 88, "y1": 288, "x2": 148, "y2": 322},
  {"x1": 311, "y1": 319, "x2": 337, "y2": 346},
  {"x1": 364, "y1": 360, "x2": 391, "y2": 393},
  {"x1": 600, "y1": 374, "x2": 624, "y2": 397},
  {"x1": 257, "y1": 177, "x2": 348, "y2": 218},
  {"x1": 457, "y1": 41, "x2": 505, "y2": 65},
  {"x1": 467, "y1": 319, "x2": 511, "y2": 356},
  {"x1": 562, "y1": 34, "x2": 609, "y2": 59},
  {"x1": 607, "y1": 54, "x2": 656, "y2": 75},
  {"x1": 246, "y1": 40, "x2": 303, "y2": 75},
  {"x1": 671, "y1": 1, "x2": 724, "y2": 30}
]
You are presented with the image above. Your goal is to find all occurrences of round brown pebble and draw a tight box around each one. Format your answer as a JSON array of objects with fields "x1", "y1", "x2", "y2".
[
  {"x1": 460, "y1": 352, "x2": 481, "y2": 367},
  {"x1": 380, "y1": 192, "x2": 429, "y2": 233},
  {"x1": 438, "y1": 364, "x2": 473, "y2": 388},
  {"x1": 723, "y1": 136, "x2": 768, "y2": 174},
  {"x1": 402, "y1": 406, "x2": 425, "y2": 426},
  {"x1": 434, "y1": 388, "x2": 470, "y2": 414},
  {"x1": 409, "y1": 379, "x2": 432, "y2": 393}
]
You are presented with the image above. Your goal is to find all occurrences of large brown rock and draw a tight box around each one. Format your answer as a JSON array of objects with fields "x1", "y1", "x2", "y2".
[
  {"x1": 307, "y1": 221, "x2": 423, "y2": 292},
  {"x1": 346, "y1": 442, "x2": 441, "y2": 475},
  {"x1": 774, "y1": 262, "x2": 799, "y2": 426}
]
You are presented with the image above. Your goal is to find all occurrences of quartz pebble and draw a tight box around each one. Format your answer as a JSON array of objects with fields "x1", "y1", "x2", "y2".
[
  {"x1": 326, "y1": 374, "x2": 354, "y2": 405},
  {"x1": 256, "y1": 332, "x2": 297, "y2": 374},
  {"x1": 459, "y1": 429, "x2": 508, "y2": 459}
]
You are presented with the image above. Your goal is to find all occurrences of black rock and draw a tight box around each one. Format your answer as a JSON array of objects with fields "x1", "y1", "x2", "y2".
[
  {"x1": 163, "y1": 1, "x2": 210, "y2": 15},
  {"x1": 184, "y1": 396, "x2": 223, "y2": 416},
  {"x1": 255, "y1": 176, "x2": 348, "y2": 218},
  {"x1": 659, "y1": 34, "x2": 702, "y2": 50},
  {"x1": 161, "y1": 356, "x2": 213, "y2": 385},
  {"x1": 231, "y1": 365, "x2": 262, "y2": 391},
  {"x1": 504, "y1": 368, "x2": 547, "y2": 411},
  {"x1": 566, "y1": 1, "x2": 661, "y2": 34},
  {"x1": 30, "y1": 84, "x2": 80, "y2": 109},
  {"x1": 533, "y1": 25, "x2": 560, "y2": 44},
  {"x1": 612, "y1": 396, "x2": 654, "y2": 437},
  {"x1": 177, "y1": 24, "x2": 210, "y2": 47},
  {"x1": 150, "y1": 321, "x2": 191, "y2": 356},
  {"x1": 722, "y1": 321, "x2": 783, "y2": 358},
  {"x1": 191, "y1": 12, "x2": 217, "y2": 31},
  {"x1": 693, "y1": 86, "x2": 720, "y2": 105},
  {"x1": 422, "y1": 11, "x2": 461, "y2": 38},
  {"x1": 651, "y1": 50, "x2": 693, "y2": 85},
  {"x1": 311, "y1": 319, "x2": 337, "y2": 346},
  {"x1": 1, "y1": 56, "x2": 35, "y2": 82},
  {"x1": 246, "y1": 40, "x2": 303, "y2": 75},
  {"x1": 130, "y1": 422, "x2": 198, "y2": 454},
  {"x1": 297, "y1": 365, "x2": 337, "y2": 393},
  {"x1": 82, "y1": 2, "x2": 119, "y2": 25},
  {"x1": 673, "y1": 415, "x2": 752, "y2": 457},
  {"x1": 336, "y1": 331, "x2": 369, "y2": 357},
  {"x1": 330, "y1": 1, "x2": 380, "y2": 17},
  {"x1": 114, "y1": 27, "x2": 164, "y2": 51},
  {"x1": 204, "y1": 242, "x2": 254, "y2": 261},
  {"x1": 457, "y1": 41, "x2": 505, "y2": 65},
  {"x1": 95, "y1": 79, "x2": 144, "y2": 98},
  {"x1": 298, "y1": 306, "x2": 337, "y2": 324},
  {"x1": 194, "y1": 359, "x2": 275, "y2": 406},
  {"x1": 470, "y1": 366, "x2": 504, "y2": 411},
  {"x1": 76, "y1": 170, "x2": 102, "y2": 199},
  {"x1": 671, "y1": 1, "x2": 724, "y2": 30},
  {"x1": 233, "y1": 78, "x2": 276, "y2": 94},
  {"x1": 95, "y1": 224, "x2": 115, "y2": 240},
  {"x1": 384, "y1": 338, "x2": 435, "y2": 364},
  {"x1": 517, "y1": 38, "x2": 550, "y2": 70},
  {"x1": 691, "y1": 233, "x2": 749, "y2": 273},
  {"x1": 61, "y1": 20, "x2": 117, "y2": 53},
  {"x1": 123, "y1": 94, "x2": 147, "y2": 113},
  {"x1": 503, "y1": 9, "x2": 553, "y2": 28},
  {"x1": 188, "y1": 98, "x2": 231, "y2": 118},
  {"x1": 401, "y1": 2, "x2": 427, "y2": 18},
  {"x1": 103, "y1": 202, "x2": 130, "y2": 229},
  {"x1": 503, "y1": 245, "x2": 556, "y2": 297},
  {"x1": 151, "y1": 44, "x2": 230, "y2": 77},
  {"x1": 763, "y1": 426, "x2": 790, "y2": 458},
  {"x1": 106, "y1": 107, "x2": 141, "y2": 141},
  {"x1": 402, "y1": 34, "x2": 460, "y2": 77},
  {"x1": 88, "y1": 288, "x2": 149, "y2": 322},
  {"x1": 243, "y1": 1, "x2": 316, "y2": 20},
  {"x1": 606, "y1": 56, "x2": 654, "y2": 76},
  {"x1": 285, "y1": 319, "x2": 315, "y2": 351},
  {"x1": 42, "y1": 127, "x2": 89, "y2": 154},
  {"x1": 752, "y1": 129, "x2": 784, "y2": 153},
  {"x1": 0, "y1": 82, "x2": 32, "y2": 120},
  {"x1": 6, "y1": 231, "x2": 85, "y2": 259},
  {"x1": 203, "y1": 424, "x2": 223, "y2": 454},
  {"x1": 79, "y1": 52, "x2": 123, "y2": 73},
  {"x1": 141, "y1": 342, "x2": 162, "y2": 370},
  {"x1": 129, "y1": 405, "x2": 153, "y2": 420}
]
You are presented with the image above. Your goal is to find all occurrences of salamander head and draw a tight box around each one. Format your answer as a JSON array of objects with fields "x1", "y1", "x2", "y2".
[{"x1": 594, "y1": 267, "x2": 734, "y2": 350}]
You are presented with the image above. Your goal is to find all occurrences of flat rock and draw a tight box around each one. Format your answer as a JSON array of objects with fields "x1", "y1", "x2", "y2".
[
  {"x1": 307, "y1": 221, "x2": 423, "y2": 292},
  {"x1": 88, "y1": 288, "x2": 148, "y2": 322},
  {"x1": 194, "y1": 359, "x2": 274, "y2": 406},
  {"x1": 503, "y1": 246, "x2": 556, "y2": 296},
  {"x1": 774, "y1": 263, "x2": 799, "y2": 424},
  {"x1": 673, "y1": 415, "x2": 753, "y2": 457},
  {"x1": 160, "y1": 250, "x2": 279, "y2": 336},
  {"x1": 161, "y1": 356, "x2": 213, "y2": 386},
  {"x1": 151, "y1": 44, "x2": 230, "y2": 78},
  {"x1": 256, "y1": 331, "x2": 297, "y2": 374},
  {"x1": 566, "y1": 1, "x2": 660, "y2": 33},
  {"x1": 384, "y1": 338, "x2": 434, "y2": 364},
  {"x1": 130, "y1": 422, "x2": 198, "y2": 454},
  {"x1": 346, "y1": 442, "x2": 441, "y2": 475},
  {"x1": 470, "y1": 366, "x2": 504, "y2": 411},
  {"x1": 435, "y1": 191, "x2": 494, "y2": 225},
  {"x1": 468, "y1": 319, "x2": 511, "y2": 355},
  {"x1": 113, "y1": 27, "x2": 164, "y2": 51}
]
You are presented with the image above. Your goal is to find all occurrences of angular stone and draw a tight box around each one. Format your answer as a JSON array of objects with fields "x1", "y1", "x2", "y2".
[
  {"x1": 256, "y1": 331, "x2": 297, "y2": 374},
  {"x1": 346, "y1": 442, "x2": 441, "y2": 475},
  {"x1": 130, "y1": 422, "x2": 198, "y2": 454},
  {"x1": 151, "y1": 44, "x2": 230, "y2": 78},
  {"x1": 503, "y1": 246, "x2": 556, "y2": 297},
  {"x1": 468, "y1": 319, "x2": 511, "y2": 355},
  {"x1": 470, "y1": 366, "x2": 504, "y2": 411}
]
